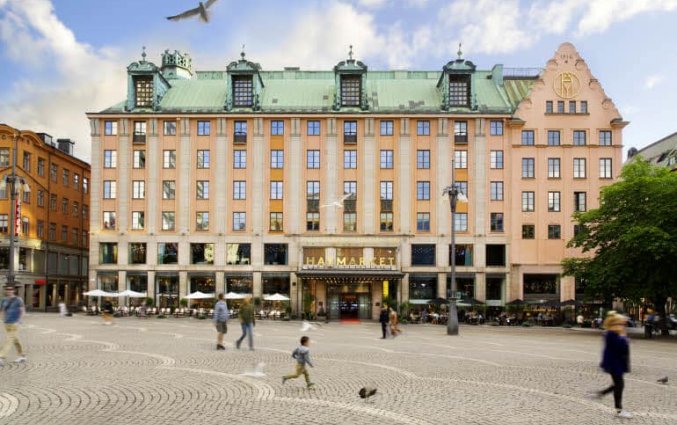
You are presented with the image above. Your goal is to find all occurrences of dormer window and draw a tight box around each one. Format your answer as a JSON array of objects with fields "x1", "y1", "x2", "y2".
[
  {"x1": 340, "y1": 75, "x2": 361, "y2": 107},
  {"x1": 233, "y1": 75, "x2": 253, "y2": 107},
  {"x1": 449, "y1": 75, "x2": 470, "y2": 107},
  {"x1": 134, "y1": 76, "x2": 153, "y2": 108}
]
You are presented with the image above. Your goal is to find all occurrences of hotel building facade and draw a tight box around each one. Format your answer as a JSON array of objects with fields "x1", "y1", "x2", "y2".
[
  {"x1": 87, "y1": 42, "x2": 625, "y2": 320},
  {"x1": 0, "y1": 123, "x2": 90, "y2": 310}
]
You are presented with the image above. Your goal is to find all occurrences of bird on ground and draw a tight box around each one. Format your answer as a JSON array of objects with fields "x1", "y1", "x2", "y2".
[
  {"x1": 167, "y1": 0, "x2": 218, "y2": 23},
  {"x1": 320, "y1": 192, "x2": 354, "y2": 209},
  {"x1": 657, "y1": 376, "x2": 668, "y2": 384},
  {"x1": 240, "y1": 362, "x2": 266, "y2": 378},
  {"x1": 359, "y1": 387, "x2": 377, "y2": 401}
]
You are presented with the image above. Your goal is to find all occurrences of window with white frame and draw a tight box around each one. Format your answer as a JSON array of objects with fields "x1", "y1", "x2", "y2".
[
  {"x1": 270, "y1": 181, "x2": 283, "y2": 200},
  {"x1": 197, "y1": 150, "x2": 210, "y2": 168},
  {"x1": 131, "y1": 211, "x2": 145, "y2": 230},
  {"x1": 233, "y1": 212, "x2": 246, "y2": 230},
  {"x1": 233, "y1": 181, "x2": 246, "y2": 200},
  {"x1": 522, "y1": 191, "x2": 534, "y2": 212},
  {"x1": 234, "y1": 150, "x2": 246, "y2": 168},
  {"x1": 490, "y1": 150, "x2": 503, "y2": 169},
  {"x1": 599, "y1": 158, "x2": 612, "y2": 178},
  {"x1": 196, "y1": 181, "x2": 209, "y2": 200},
  {"x1": 103, "y1": 150, "x2": 117, "y2": 168},
  {"x1": 548, "y1": 191, "x2": 561, "y2": 212},
  {"x1": 163, "y1": 150, "x2": 176, "y2": 168},
  {"x1": 573, "y1": 158, "x2": 586, "y2": 178},
  {"x1": 490, "y1": 181, "x2": 504, "y2": 201},
  {"x1": 307, "y1": 150, "x2": 320, "y2": 169},
  {"x1": 103, "y1": 181, "x2": 117, "y2": 199},
  {"x1": 132, "y1": 181, "x2": 145, "y2": 199},
  {"x1": 162, "y1": 181, "x2": 175, "y2": 200},
  {"x1": 454, "y1": 150, "x2": 467, "y2": 168}
]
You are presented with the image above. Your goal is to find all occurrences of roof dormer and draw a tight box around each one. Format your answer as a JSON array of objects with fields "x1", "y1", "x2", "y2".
[
  {"x1": 438, "y1": 44, "x2": 477, "y2": 111},
  {"x1": 225, "y1": 48, "x2": 264, "y2": 111},
  {"x1": 333, "y1": 45, "x2": 368, "y2": 111},
  {"x1": 160, "y1": 49, "x2": 193, "y2": 80},
  {"x1": 125, "y1": 47, "x2": 171, "y2": 112}
]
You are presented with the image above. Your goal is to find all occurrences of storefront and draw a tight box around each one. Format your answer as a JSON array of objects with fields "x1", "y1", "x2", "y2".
[{"x1": 156, "y1": 273, "x2": 179, "y2": 308}]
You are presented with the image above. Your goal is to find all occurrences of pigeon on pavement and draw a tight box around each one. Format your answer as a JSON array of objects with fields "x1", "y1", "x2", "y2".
[
  {"x1": 359, "y1": 387, "x2": 377, "y2": 401},
  {"x1": 657, "y1": 376, "x2": 668, "y2": 384}
]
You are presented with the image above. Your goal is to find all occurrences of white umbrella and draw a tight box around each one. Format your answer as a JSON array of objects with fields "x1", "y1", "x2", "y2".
[
  {"x1": 225, "y1": 292, "x2": 246, "y2": 299},
  {"x1": 264, "y1": 293, "x2": 290, "y2": 301},
  {"x1": 84, "y1": 289, "x2": 115, "y2": 297},
  {"x1": 185, "y1": 291, "x2": 214, "y2": 300},
  {"x1": 119, "y1": 290, "x2": 147, "y2": 298}
]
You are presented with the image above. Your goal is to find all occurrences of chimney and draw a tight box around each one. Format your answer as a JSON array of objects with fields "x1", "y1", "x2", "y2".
[{"x1": 56, "y1": 138, "x2": 74, "y2": 155}]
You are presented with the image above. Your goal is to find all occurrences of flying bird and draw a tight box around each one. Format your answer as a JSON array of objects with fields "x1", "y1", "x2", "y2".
[
  {"x1": 359, "y1": 387, "x2": 377, "y2": 401},
  {"x1": 320, "y1": 192, "x2": 354, "y2": 209},
  {"x1": 167, "y1": 0, "x2": 218, "y2": 23},
  {"x1": 657, "y1": 376, "x2": 668, "y2": 384}
]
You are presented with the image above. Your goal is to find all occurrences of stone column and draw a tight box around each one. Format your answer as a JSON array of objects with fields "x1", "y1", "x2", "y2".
[
  {"x1": 117, "y1": 119, "x2": 130, "y2": 232},
  {"x1": 437, "y1": 272, "x2": 447, "y2": 298},
  {"x1": 362, "y1": 118, "x2": 376, "y2": 234},
  {"x1": 473, "y1": 118, "x2": 487, "y2": 238},
  {"x1": 215, "y1": 118, "x2": 227, "y2": 235},
  {"x1": 252, "y1": 118, "x2": 264, "y2": 234},
  {"x1": 288, "y1": 118, "x2": 302, "y2": 234},
  {"x1": 147, "y1": 119, "x2": 159, "y2": 234},
  {"x1": 118, "y1": 270, "x2": 126, "y2": 292},
  {"x1": 253, "y1": 271, "x2": 262, "y2": 298},
  {"x1": 178, "y1": 117, "x2": 192, "y2": 234},
  {"x1": 290, "y1": 274, "x2": 299, "y2": 314},
  {"x1": 324, "y1": 118, "x2": 338, "y2": 232},
  {"x1": 89, "y1": 118, "x2": 102, "y2": 233},
  {"x1": 436, "y1": 118, "x2": 450, "y2": 235},
  {"x1": 475, "y1": 272, "x2": 486, "y2": 302},
  {"x1": 147, "y1": 270, "x2": 155, "y2": 300},
  {"x1": 216, "y1": 272, "x2": 225, "y2": 295},
  {"x1": 398, "y1": 118, "x2": 411, "y2": 233},
  {"x1": 179, "y1": 271, "x2": 188, "y2": 299}
]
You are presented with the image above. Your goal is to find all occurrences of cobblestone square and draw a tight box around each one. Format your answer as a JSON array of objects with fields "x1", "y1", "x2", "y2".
[{"x1": 1, "y1": 314, "x2": 675, "y2": 424}]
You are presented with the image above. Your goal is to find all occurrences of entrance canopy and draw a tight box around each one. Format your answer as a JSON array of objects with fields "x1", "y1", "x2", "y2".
[{"x1": 297, "y1": 269, "x2": 404, "y2": 282}]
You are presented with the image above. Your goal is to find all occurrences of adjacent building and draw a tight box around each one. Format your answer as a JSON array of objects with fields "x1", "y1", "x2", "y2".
[
  {"x1": 87, "y1": 42, "x2": 625, "y2": 319},
  {"x1": 0, "y1": 123, "x2": 90, "y2": 310},
  {"x1": 628, "y1": 132, "x2": 677, "y2": 171}
]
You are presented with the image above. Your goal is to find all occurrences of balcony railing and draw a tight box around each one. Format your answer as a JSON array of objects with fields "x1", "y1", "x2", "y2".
[
  {"x1": 380, "y1": 199, "x2": 393, "y2": 212},
  {"x1": 344, "y1": 134, "x2": 357, "y2": 145},
  {"x1": 343, "y1": 199, "x2": 356, "y2": 213},
  {"x1": 234, "y1": 132, "x2": 247, "y2": 144},
  {"x1": 133, "y1": 133, "x2": 146, "y2": 144},
  {"x1": 454, "y1": 134, "x2": 468, "y2": 144}
]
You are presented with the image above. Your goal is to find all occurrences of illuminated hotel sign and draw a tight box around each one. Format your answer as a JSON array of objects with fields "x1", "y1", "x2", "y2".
[{"x1": 303, "y1": 256, "x2": 396, "y2": 268}]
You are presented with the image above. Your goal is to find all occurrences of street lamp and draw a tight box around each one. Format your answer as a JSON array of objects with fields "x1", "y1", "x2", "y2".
[{"x1": 442, "y1": 159, "x2": 468, "y2": 336}]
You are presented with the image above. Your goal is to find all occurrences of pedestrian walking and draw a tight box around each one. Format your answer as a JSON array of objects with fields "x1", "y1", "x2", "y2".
[
  {"x1": 235, "y1": 297, "x2": 255, "y2": 350},
  {"x1": 389, "y1": 307, "x2": 400, "y2": 337},
  {"x1": 214, "y1": 293, "x2": 229, "y2": 350},
  {"x1": 0, "y1": 285, "x2": 26, "y2": 366},
  {"x1": 282, "y1": 335, "x2": 315, "y2": 388},
  {"x1": 102, "y1": 299, "x2": 114, "y2": 325},
  {"x1": 591, "y1": 313, "x2": 632, "y2": 418},
  {"x1": 379, "y1": 307, "x2": 389, "y2": 339}
]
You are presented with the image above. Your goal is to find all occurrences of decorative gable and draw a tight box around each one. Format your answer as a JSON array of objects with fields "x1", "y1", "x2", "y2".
[
  {"x1": 125, "y1": 47, "x2": 171, "y2": 112},
  {"x1": 225, "y1": 49, "x2": 264, "y2": 111},
  {"x1": 438, "y1": 44, "x2": 477, "y2": 111},
  {"x1": 333, "y1": 46, "x2": 368, "y2": 111}
]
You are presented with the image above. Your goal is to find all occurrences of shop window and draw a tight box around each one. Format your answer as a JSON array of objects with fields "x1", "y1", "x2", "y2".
[
  {"x1": 523, "y1": 274, "x2": 559, "y2": 296},
  {"x1": 264, "y1": 244, "x2": 288, "y2": 265},
  {"x1": 411, "y1": 244, "x2": 435, "y2": 266},
  {"x1": 191, "y1": 243, "x2": 215, "y2": 265},
  {"x1": 157, "y1": 243, "x2": 178, "y2": 265},
  {"x1": 485, "y1": 244, "x2": 505, "y2": 267},
  {"x1": 226, "y1": 243, "x2": 251, "y2": 265},
  {"x1": 129, "y1": 243, "x2": 147, "y2": 264},
  {"x1": 486, "y1": 278, "x2": 503, "y2": 300},
  {"x1": 449, "y1": 244, "x2": 473, "y2": 266},
  {"x1": 263, "y1": 275, "x2": 290, "y2": 296},
  {"x1": 409, "y1": 276, "x2": 437, "y2": 300},
  {"x1": 99, "y1": 243, "x2": 117, "y2": 264}
]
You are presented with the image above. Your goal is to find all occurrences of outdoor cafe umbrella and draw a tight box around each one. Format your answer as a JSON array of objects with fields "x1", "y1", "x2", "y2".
[
  {"x1": 185, "y1": 291, "x2": 214, "y2": 299},
  {"x1": 561, "y1": 299, "x2": 581, "y2": 307},
  {"x1": 119, "y1": 290, "x2": 147, "y2": 298},
  {"x1": 506, "y1": 299, "x2": 526, "y2": 306},
  {"x1": 458, "y1": 298, "x2": 485, "y2": 306},
  {"x1": 264, "y1": 293, "x2": 290, "y2": 301},
  {"x1": 428, "y1": 297, "x2": 450, "y2": 306},
  {"x1": 83, "y1": 289, "x2": 115, "y2": 297},
  {"x1": 225, "y1": 292, "x2": 246, "y2": 299}
]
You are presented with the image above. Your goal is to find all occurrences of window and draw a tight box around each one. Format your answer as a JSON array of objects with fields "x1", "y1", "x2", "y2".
[
  {"x1": 490, "y1": 150, "x2": 503, "y2": 169},
  {"x1": 486, "y1": 244, "x2": 506, "y2": 266},
  {"x1": 307, "y1": 120, "x2": 320, "y2": 136},
  {"x1": 599, "y1": 130, "x2": 612, "y2": 146},
  {"x1": 23, "y1": 191, "x2": 30, "y2": 204},
  {"x1": 132, "y1": 181, "x2": 145, "y2": 199},
  {"x1": 37, "y1": 158, "x2": 45, "y2": 176},
  {"x1": 162, "y1": 211, "x2": 175, "y2": 230},
  {"x1": 99, "y1": 243, "x2": 118, "y2": 264},
  {"x1": 490, "y1": 213, "x2": 504, "y2": 232},
  {"x1": 233, "y1": 181, "x2": 246, "y2": 200},
  {"x1": 83, "y1": 177, "x2": 88, "y2": 194},
  {"x1": 545, "y1": 101, "x2": 553, "y2": 113},
  {"x1": 380, "y1": 120, "x2": 393, "y2": 136},
  {"x1": 454, "y1": 213, "x2": 468, "y2": 232},
  {"x1": 73, "y1": 174, "x2": 80, "y2": 191},
  {"x1": 547, "y1": 158, "x2": 561, "y2": 178},
  {"x1": 343, "y1": 212, "x2": 357, "y2": 232},
  {"x1": 522, "y1": 224, "x2": 535, "y2": 239},
  {"x1": 61, "y1": 224, "x2": 68, "y2": 240},
  {"x1": 82, "y1": 205, "x2": 88, "y2": 219},
  {"x1": 20, "y1": 152, "x2": 31, "y2": 171},
  {"x1": 234, "y1": 121, "x2": 247, "y2": 144},
  {"x1": 344, "y1": 181, "x2": 357, "y2": 213},
  {"x1": 196, "y1": 212, "x2": 209, "y2": 231},
  {"x1": 574, "y1": 192, "x2": 587, "y2": 212},
  {"x1": 580, "y1": 101, "x2": 588, "y2": 113},
  {"x1": 547, "y1": 130, "x2": 560, "y2": 146},
  {"x1": 340, "y1": 75, "x2": 361, "y2": 107},
  {"x1": 410, "y1": 276, "x2": 437, "y2": 299},
  {"x1": 233, "y1": 212, "x2": 246, "y2": 231},
  {"x1": 271, "y1": 150, "x2": 284, "y2": 168},
  {"x1": 197, "y1": 121, "x2": 210, "y2": 136},
  {"x1": 162, "y1": 181, "x2": 175, "y2": 200},
  {"x1": 456, "y1": 181, "x2": 468, "y2": 199},
  {"x1": 574, "y1": 224, "x2": 582, "y2": 237},
  {"x1": 489, "y1": 120, "x2": 503, "y2": 136},
  {"x1": 62, "y1": 169, "x2": 69, "y2": 186},
  {"x1": 522, "y1": 158, "x2": 535, "y2": 178},
  {"x1": 37, "y1": 220, "x2": 44, "y2": 238},
  {"x1": 263, "y1": 244, "x2": 288, "y2": 265},
  {"x1": 380, "y1": 181, "x2": 393, "y2": 202},
  {"x1": 191, "y1": 243, "x2": 215, "y2": 265},
  {"x1": 380, "y1": 212, "x2": 393, "y2": 231},
  {"x1": 454, "y1": 121, "x2": 468, "y2": 144},
  {"x1": 50, "y1": 194, "x2": 57, "y2": 210},
  {"x1": 104, "y1": 120, "x2": 118, "y2": 135},
  {"x1": 306, "y1": 213, "x2": 320, "y2": 231},
  {"x1": 557, "y1": 101, "x2": 564, "y2": 113},
  {"x1": 0, "y1": 214, "x2": 7, "y2": 233},
  {"x1": 103, "y1": 181, "x2": 117, "y2": 199},
  {"x1": 271, "y1": 120, "x2": 284, "y2": 136},
  {"x1": 131, "y1": 211, "x2": 145, "y2": 230},
  {"x1": 233, "y1": 75, "x2": 253, "y2": 107},
  {"x1": 196, "y1": 150, "x2": 210, "y2": 168},
  {"x1": 307, "y1": 150, "x2": 320, "y2": 169},
  {"x1": 269, "y1": 212, "x2": 283, "y2": 231},
  {"x1": 343, "y1": 121, "x2": 357, "y2": 144},
  {"x1": 234, "y1": 150, "x2": 247, "y2": 168},
  {"x1": 548, "y1": 224, "x2": 561, "y2": 239},
  {"x1": 454, "y1": 150, "x2": 467, "y2": 168},
  {"x1": 0, "y1": 149, "x2": 8, "y2": 167},
  {"x1": 134, "y1": 77, "x2": 153, "y2": 107},
  {"x1": 573, "y1": 130, "x2": 586, "y2": 146},
  {"x1": 450, "y1": 244, "x2": 473, "y2": 267},
  {"x1": 270, "y1": 181, "x2": 283, "y2": 200},
  {"x1": 521, "y1": 130, "x2": 535, "y2": 145},
  {"x1": 306, "y1": 181, "x2": 320, "y2": 213},
  {"x1": 449, "y1": 75, "x2": 469, "y2": 106},
  {"x1": 417, "y1": 120, "x2": 430, "y2": 136},
  {"x1": 163, "y1": 150, "x2": 176, "y2": 168},
  {"x1": 573, "y1": 158, "x2": 586, "y2": 178},
  {"x1": 417, "y1": 181, "x2": 430, "y2": 200},
  {"x1": 21, "y1": 217, "x2": 29, "y2": 235},
  {"x1": 600, "y1": 158, "x2": 612, "y2": 179},
  {"x1": 343, "y1": 150, "x2": 357, "y2": 169},
  {"x1": 225, "y1": 243, "x2": 251, "y2": 265},
  {"x1": 133, "y1": 150, "x2": 145, "y2": 169},
  {"x1": 196, "y1": 181, "x2": 209, "y2": 200},
  {"x1": 49, "y1": 223, "x2": 56, "y2": 241},
  {"x1": 72, "y1": 202, "x2": 79, "y2": 216},
  {"x1": 417, "y1": 150, "x2": 430, "y2": 169},
  {"x1": 157, "y1": 242, "x2": 178, "y2": 264},
  {"x1": 37, "y1": 190, "x2": 44, "y2": 207},
  {"x1": 411, "y1": 244, "x2": 435, "y2": 266},
  {"x1": 133, "y1": 121, "x2": 146, "y2": 144},
  {"x1": 50, "y1": 164, "x2": 57, "y2": 182},
  {"x1": 82, "y1": 230, "x2": 88, "y2": 247},
  {"x1": 164, "y1": 120, "x2": 176, "y2": 136},
  {"x1": 416, "y1": 212, "x2": 430, "y2": 231},
  {"x1": 569, "y1": 101, "x2": 576, "y2": 113},
  {"x1": 490, "y1": 181, "x2": 504, "y2": 201},
  {"x1": 522, "y1": 191, "x2": 535, "y2": 212},
  {"x1": 380, "y1": 150, "x2": 393, "y2": 169},
  {"x1": 129, "y1": 243, "x2": 146, "y2": 264},
  {"x1": 548, "y1": 191, "x2": 561, "y2": 212}
]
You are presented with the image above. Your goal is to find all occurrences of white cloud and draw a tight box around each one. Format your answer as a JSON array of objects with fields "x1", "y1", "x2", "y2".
[
  {"x1": 576, "y1": 0, "x2": 677, "y2": 36},
  {"x1": 644, "y1": 74, "x2": 664, "y2": 89}
]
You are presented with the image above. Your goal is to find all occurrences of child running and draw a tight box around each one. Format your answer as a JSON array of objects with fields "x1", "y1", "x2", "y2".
[{"x1": 282, "y1": 336, "x2": 315, "y2": 388}]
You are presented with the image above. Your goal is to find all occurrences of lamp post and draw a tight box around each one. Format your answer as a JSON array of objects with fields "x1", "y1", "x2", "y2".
[
  {"x1": 4, "y1": 132, "x2": 30, "y2": 290},
  {"x1": 443, "y1": 159, "x2": 466, "y2": 336}
]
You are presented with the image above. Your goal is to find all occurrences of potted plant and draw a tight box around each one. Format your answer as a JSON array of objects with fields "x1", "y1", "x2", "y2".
[
  {"x1": 180, "y1": 298, "x2": 188, "y2": 308},
  {"x1": 145, "y1": 297, "x2": 154, "y2": 307},
  {"x1": 284, "y1": 306, "x2": 292, "y2": 321}
]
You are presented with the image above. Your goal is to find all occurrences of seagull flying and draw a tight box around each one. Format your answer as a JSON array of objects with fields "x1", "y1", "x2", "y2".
[
  {"x1": 167, "y1": 0, "x2": 218, "y2": 23},
  {"x1": 657, "y1": 376, "x2": 668, "y2": 384},
  {"x1": 320, "y1": 192, "x2": 354, "y2": 209},
  {"x1": 359, "y1": 387, "x2": 377, "y2": 401}
]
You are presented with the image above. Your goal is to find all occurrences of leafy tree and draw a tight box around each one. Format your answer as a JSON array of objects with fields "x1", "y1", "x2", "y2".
[{"x1": 562, "y1": 158, "x2": 677, "y2": 334}]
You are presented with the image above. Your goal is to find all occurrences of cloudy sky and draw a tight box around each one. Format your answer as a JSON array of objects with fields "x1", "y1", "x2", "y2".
[{"x1": 1, "y1": 0, "x2": 676, "y2": 161}]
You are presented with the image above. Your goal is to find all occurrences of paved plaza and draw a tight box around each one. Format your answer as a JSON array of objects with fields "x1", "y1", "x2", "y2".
[{"x1": 0, "y1": 314, "x2": 676, "y2": 424}]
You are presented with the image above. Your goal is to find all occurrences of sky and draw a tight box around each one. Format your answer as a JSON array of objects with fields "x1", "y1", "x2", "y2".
[{"x1": 1, "y1": 0, "x2": 677, "y2": 161}]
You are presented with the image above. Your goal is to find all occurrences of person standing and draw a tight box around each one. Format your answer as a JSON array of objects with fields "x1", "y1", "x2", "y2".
[
  {"x1": 282, "y1": 336, "x2": 315, "y2": 388},
  {"x1": 102, "y1": 299, "x2": 114, "y2": 325},
  {"x1": 214, "y1": 293, "x2": 229, "y2": 350},
  {"x1": 0, "y1": 285, "x2": 26, "y2": 366},
  {"x1": 236, "y1": 297, "x2": 255, "y2": 350},
  {"x1": 379, "y1": 307, "x2": 389, "y2": 339},
  {"x1": 591, "y1": 313, "x2": 632, "y2": 418},
  {"x1": 389, "y1": 307, "x2": 400, "y2": 337}
]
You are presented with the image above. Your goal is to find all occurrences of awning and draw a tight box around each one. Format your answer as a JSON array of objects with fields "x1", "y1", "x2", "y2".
[{"x1": 296, "y1": 269, "x2": 404, "y2": 280}]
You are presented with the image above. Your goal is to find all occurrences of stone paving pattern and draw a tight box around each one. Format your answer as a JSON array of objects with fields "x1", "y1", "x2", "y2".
[{"x1": 1, "y1": 314, "x2": 676, "y2": 424}]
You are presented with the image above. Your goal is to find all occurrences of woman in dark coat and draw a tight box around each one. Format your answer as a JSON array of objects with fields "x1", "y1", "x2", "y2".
[{"x1": 593, "y1": 314, "x2": 632, "y2": 418}]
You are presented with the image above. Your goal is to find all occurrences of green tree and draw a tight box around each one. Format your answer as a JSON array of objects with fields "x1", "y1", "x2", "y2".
[{"x1": 562, "y1": 158, "x2": 677, "y2": 335}]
